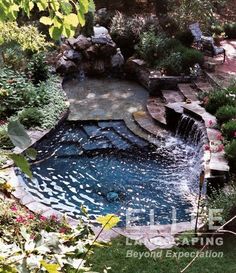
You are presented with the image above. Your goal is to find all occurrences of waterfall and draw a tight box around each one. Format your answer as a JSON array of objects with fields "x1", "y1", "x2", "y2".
[{"x1": 176, "y1": 114, "x2": 207, "y2": 146}]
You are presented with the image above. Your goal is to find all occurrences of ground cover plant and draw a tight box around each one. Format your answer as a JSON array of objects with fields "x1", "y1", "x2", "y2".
[{"x1": 203, "y1": 84, "x2": 236, "y2": 170}]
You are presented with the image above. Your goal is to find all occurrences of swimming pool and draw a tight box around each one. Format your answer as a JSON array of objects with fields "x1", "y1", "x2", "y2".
[{"x1": 17, "y1": 120, "x2": 204, "y2": 226}]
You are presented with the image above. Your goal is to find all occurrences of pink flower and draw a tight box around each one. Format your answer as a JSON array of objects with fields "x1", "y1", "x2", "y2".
[
  {"x1": 234, "y1": 131, "x2": 236, "y2": 138},
  {"x1": 216, "y1": 133, "x2": 223, "y2": 141},
  {"x1": 208, "y1": 120, "x2": 215, "y2": 127},
  {"x1": 59, "y1": 227, "x2": 67, "y2": 234},
  {"x1": 40, "y1": 215, "x2": 47, "y2": 221},
  {"x1": 28, "y1": 214, "x2": 35, "y2": 220},
  {"x1": 204, "y1": 144, "x2": 210, "y2": 151},
  {"x1": 50, "y1": 214, "x2": 58, "y2": 221},
  {"x1": 16, "y1": 216, "x2": 26, "y2": 223},
  {"x1": 217, "y1": 144, "x2": 224, "y2": 152},
  {"x1": 10, "y1": 205, "x2": 18, "y2": 212}
]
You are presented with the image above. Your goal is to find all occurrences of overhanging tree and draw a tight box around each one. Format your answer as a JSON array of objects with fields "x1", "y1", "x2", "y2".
[{"x1": 0, "y1": 0, "x2": 95, "y2": 40}]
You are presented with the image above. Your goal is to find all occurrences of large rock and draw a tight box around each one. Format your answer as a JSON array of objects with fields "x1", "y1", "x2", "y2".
[
  {"x1": 63, "y1": 49, "x2": 82, "y2": 62},
  {"x1": 91, "y1": 34, "x2": 113, "y2": 45},
  {"x1": 56, "y1": 57, "x2": 77, "y2": 75},
  {"x1": 84, "y1": 45, "x2": 99, "y2": 60},
  {"x1": 94, "y1": 25, "x2": 109, "y2": 36},
  {"x1": 99, "y1": 42, "x2": 117, "y2": 57},
  {"x1": 67, "y1": 35, "x2": 92, "y2": 51},
  {"x1": 93, "y1": 59, "x2": 105, "y2": 74}
]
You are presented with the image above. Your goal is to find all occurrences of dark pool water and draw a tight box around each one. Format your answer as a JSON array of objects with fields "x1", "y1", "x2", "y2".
[{"x1": 17, "y1": 120, "x2": 203, "y2": 226}]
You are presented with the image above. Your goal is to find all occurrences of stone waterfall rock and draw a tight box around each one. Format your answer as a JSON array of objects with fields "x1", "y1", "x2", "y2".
[
  {"x1": 56, "y1": 57, "x2": 77, "y2": 75},
  {"x1": 67, "y1": 35, "x2": 92, "y2": 51},
  {"x1": 55, "y1": 29, "x2": 119, "y2": 76},
  {"x1": 63, "y1": 50, "x2": 82, "y2": 62}
]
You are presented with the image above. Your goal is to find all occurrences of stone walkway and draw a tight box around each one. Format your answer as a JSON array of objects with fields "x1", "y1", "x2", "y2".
[{"x1": 205, "y1": 39, "x2": 236, "y2": 88}]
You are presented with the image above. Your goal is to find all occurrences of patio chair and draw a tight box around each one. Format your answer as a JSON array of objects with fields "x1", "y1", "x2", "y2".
[
  {"x1": 189, "y1": 22, "x2": 211, "y2": 48},
  {"x1": 201, "y1": 37, "x2": 226, "y2": 63}
]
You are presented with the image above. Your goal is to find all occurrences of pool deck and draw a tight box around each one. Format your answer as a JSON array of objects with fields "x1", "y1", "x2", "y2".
[{"x1": 63, "y1": 78, "x2": 167, "y2": 144}]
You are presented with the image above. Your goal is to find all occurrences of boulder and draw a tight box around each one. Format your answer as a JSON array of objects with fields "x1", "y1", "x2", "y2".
[
  {"x1": 68, "y1": 35, "x2": 92, "y2": 51},
  {"x1": 60, "y1": 43, "x2": 71, "y2": 53},
  {"x1": 84, "y1": 45, "x2": 99, "y2": 60},
  {"x1": 99, "y1": 42, "x2": 117, "y2": 57},
  {"x1": 93, "y1": 59, "x2": 105, "y2": 75},
  {"x1": 111, "y1": 48, "x2": 124, "y2": 67},
  {"x1": 91, "y1": 34, "x2": 113, "y2": 45},
  {"x1": 56, "y1": 57, "x2": 77, "y2": 75},
  {"x1": 93, "y1": 25, "x2": 109, "y2": 36},
  {"x1": 64, "y1": 49, "x2": 82, "y2": 62}
]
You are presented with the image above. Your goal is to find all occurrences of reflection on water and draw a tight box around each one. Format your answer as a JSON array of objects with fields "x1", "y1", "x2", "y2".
[{"x1": 17, "y1": 120, "x2": 204, "y2": 226}]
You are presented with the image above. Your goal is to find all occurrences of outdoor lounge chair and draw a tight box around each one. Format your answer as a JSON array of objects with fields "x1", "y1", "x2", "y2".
[
  {"x1": 189, "y1": 22, "x2": 211, "y2": 48},
  {"x1": 201, "y1": 37, "x2": 226, "y2": 63}
]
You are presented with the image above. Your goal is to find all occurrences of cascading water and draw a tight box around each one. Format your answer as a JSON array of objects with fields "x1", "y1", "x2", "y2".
[{"x1": 175, "y1": 114, "x2": 208, "y2": 146}]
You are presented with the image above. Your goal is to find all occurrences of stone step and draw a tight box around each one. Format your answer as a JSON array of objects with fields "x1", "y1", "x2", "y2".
[
  {"x1": 161, "y1": 89, "x2": 185, "y2": 104},
  {"x1": 178, "y1": 83, "x2": 199, "y2": 102},
  {"x1": 194, "y1": 80, "x2": 213, "y2": 93},
  {"x1": 182, "y1": 102, "x2": 217, "y2": 127},
  {"x1": 146, "y1": 97, "x2": 167, "y2": 126},
  {"x1": 100, "y1": 130, "x2": 131, "y2": 150},
  {"x1": 133, "y1": 111, "x2": 166, "y2": 138},
  {"x1": 209, "y1": 152, "x2": 230, "y2": 174}
]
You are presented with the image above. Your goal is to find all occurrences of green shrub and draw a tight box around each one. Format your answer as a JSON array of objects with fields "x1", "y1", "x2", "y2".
[
  {"x1": 216, "y1": 105, "x2": 236, "y2": 124},
  {"x1": 159, "y1": 16, "x2": 179, "y2": 36},
  {"x1": 205, "y1": 90, "x2": 235, "y2": 114},
  {"x1": 136, "y1": 32, "x2": 182, "y2": 65},
  {"x1": 175, "y1": 30, "x2": 194, "y2": 47},
  {"x1": 225, "y1": 140, "x2": 236, "y2": 170},
  {"x1": 81, "y1": 11, "x2": 94, "y2": 37},
  {"x1": 224, "y1": 22, "x2": 236, "y2": 39},
  {"x1": 0, "y1": 41, "x2": 27, "y2": 71},
  {"x1": 0, "y1": 22, "x2": 52, "y2": 53},
  {"x1": 181, "y1": 47, "x2": 204, "y2": 72},
  {"x1": 0, "y1": 68, "x2": 35, "y2": 118},
  {"x1": 222, "y1": 120, "x2": 236, "y2": 140},
  {"x1": 18, "y1": 107, "x2": 43, "y2": 128},
  {"x1": 207, "y1": 182, "x2": 236, "y2": 221},
  {"x1": 157, "y1": 52, "x2": 183, "y2": 76},
  {"x1": 40, "y1": 77, "x2": 67, "y2": 129},
  {"x1": 0, "y1": 126, "x2": 13, "y2": 149},
  {"x1": 210, "y1": 24, "x2": 224, "y2": 36},
  {"x1": 27, "y1": 52, "x2": 49, "y2": 84}
]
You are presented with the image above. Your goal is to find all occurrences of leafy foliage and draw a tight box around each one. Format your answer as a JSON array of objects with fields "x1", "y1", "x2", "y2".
[
  {"x1": 175, "y1": 30, "x2": 194, "y2": 47},
  {"x1": 0, "y1": 68, "x2": 66, "y2": 129},
  {"x1": 222, "y1": 120, "x2": 236, "y2": 140},
  {"x1": 18, "y1": 108, "x2": 43, "y2": 129},
  {"x1": 0, "y1": 22, "x2": 51, "y2": 53},
  {"x1": 96, "y1": 214, "x2": 120, "y2": 230},
  {"x1": 0, "y1": 125, "x2": 13, "y2": 149},
  {"x1": 216, "y1": 105, "x2": 236, "y2": 124},
  {"x1": 205, "y1": 89, "x2": 235, "y2": 114},
  {"x1": 27, "y1": 52, "x2": 49, "y2": 84},
  {"x1": 136, "y1": 31, "x2": 203, "y2": 75},
  {"x1": 0, "y1": 0, "x2": 95, "y2": 40},
  {"x1": 173, "y1": 0, "x2": 216, "y2": 29},
  {"x1": 207, "y1": 182, "x2": 236, "y2": 221},
  {"x1": 224, "y1": 22, "x2": 236, "y2": 39},
  {"x1": 225, "y1": 140, "x2": 236, "y2": 169},
  {"x1": 7, "y1": 120, "x2": 31, "y2": 149}
]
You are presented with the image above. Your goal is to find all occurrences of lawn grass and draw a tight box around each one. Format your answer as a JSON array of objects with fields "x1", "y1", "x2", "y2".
[{"x1": 87, "y1": 235, "x2": 236, "y2": 273}]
